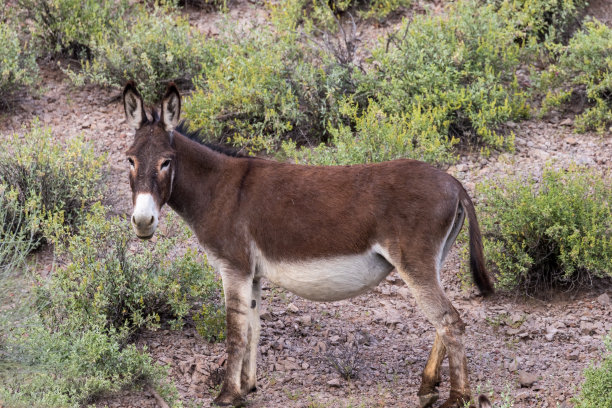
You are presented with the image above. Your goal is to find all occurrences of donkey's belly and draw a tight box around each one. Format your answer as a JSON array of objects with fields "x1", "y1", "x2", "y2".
[{"x1": 257, "y1": 246, "x2": 394, "y2": 302}]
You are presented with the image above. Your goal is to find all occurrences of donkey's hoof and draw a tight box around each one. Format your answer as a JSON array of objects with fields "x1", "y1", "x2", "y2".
[
  {"x1": 438, "y1": 395, "x2": 471, "y2": 408},
  {"x1": 241, "y1": 384, "x2": 257, "y2": 395},
  {"x1": 212, "y1": 393, "x2": 246, "y2": 407},
  {"x1": 418, "y1": 392, "x2": 439, "y2": 408}
]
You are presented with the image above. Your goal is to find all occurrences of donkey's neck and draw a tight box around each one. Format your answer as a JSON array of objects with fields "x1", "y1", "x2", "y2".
[{"x1": 166, "y1": 132, "x2": 229, "y2": 224}]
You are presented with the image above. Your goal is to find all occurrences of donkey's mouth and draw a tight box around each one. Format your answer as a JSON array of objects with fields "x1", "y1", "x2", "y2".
[{"x1": 136, "y1": 232, "x2": 155, "y2": 240}]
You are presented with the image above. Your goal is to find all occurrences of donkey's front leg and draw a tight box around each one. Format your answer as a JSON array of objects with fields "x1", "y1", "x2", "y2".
[
  {"x1": 240, "y1": 278, "x2": 261, "y2": 394},
  {"x1": 214, "y1": 269, "x2": 253, "y2": 407}
]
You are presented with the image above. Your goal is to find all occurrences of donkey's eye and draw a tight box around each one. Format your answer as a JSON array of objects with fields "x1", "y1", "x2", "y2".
[
  {"x1": 127, "y1": 157, "x2": 135, "y2": 167},
  {"x1": 160, "y1": 159, "x2": 171, "y2": 170}
]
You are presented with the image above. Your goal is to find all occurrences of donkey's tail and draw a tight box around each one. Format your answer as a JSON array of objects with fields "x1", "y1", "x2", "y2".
[{"x1": 460, "y1": 187, "x2": 494, "y2": 296}]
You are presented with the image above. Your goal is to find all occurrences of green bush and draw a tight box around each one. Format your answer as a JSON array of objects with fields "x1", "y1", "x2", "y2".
[
  {"x1": 573, "y1": 334, "x2": 612, "y2": 408},
  {"x1": 0, "y1": 21, "x2": 38, "y2": 106},
  {"x1": 16, "y1": 0, "x2": 127, "y2": 58},
  {"x1": 477, "y1": 164, "x2": 612, "y2": 294},
  {"x1": 66, "y1": 3, "x2": 207, "y2": 104},
  {"x1": 539, "y1": 20, "x2": 612, "y2": 133},
  {"x1": 39, "y1": 206, "x2": 223, "y2": 335},
  {"x1": 285, "y1": 0, "x2": 529, "y2": 165},
  {"x1": 488, "y1": 0, "x2": 587, "y2": 44},
  {"x1": 184, "y1": 23, "x2": 357, "y2": 152},
  {"x1": 0, "y1": 205, "x2": 221, "y2": 406},
  {"x1": 281, "y1": 97, "x2": 456, "y2": 165},
  {"x1": 358, "y1": 1, "x2": 529, "y2": 153},
  {"x1": 0, "y1": 121, "x2": 104, "y2": 249},
  {"x1": 0, "y1": 323, "x2": 174, "y2": 408},
  {"x1": 193, "y1": 301, "x2": 226, "y2": 343},
  {"x1": 296, "y1": 0, "x2": 411, "y2": 28}
]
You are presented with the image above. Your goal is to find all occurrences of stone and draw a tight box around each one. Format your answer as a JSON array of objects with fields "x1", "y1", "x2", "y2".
[
  {"x1": 287, "y1": 303, "x2": 299, "y2": 313},
  {"x1": 518, "y1": 371, "x2": 538, "y2": 388},
  {"x1": 597, "y1": 293, "x2": 610, "y2": 306},
  {"x1": 299, "y1": 314, "x2": 312, "y2": 325},
  {"x1": 327, "y1": 378, "x2": 341, "y2": 387},
  {"x1": 565, "y1": 137, "x2": 578, "y2": 145},
  {"x1": 560, "y1": 118, "x2": 573, "y2": 126}
]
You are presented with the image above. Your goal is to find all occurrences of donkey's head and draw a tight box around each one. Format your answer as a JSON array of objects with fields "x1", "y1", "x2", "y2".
[{"x1": 123, "y1": 82, "x2": 181, "y2": 239}]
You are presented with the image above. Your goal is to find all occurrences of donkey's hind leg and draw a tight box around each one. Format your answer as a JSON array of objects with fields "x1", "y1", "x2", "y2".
[
  {"x1": 397, "y1": 265, "x2": 471, "y2": 408},
  {"x1": 417, "y1": 332, "x2": 446, "y2": 408}
]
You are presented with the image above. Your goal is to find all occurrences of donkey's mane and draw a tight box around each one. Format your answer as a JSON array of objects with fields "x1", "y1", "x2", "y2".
[{"x1": 149, "y1": 109, "x2": 246, "y2": 158}]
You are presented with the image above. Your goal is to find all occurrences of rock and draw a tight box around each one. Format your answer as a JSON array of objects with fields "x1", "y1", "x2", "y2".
[
  {"x1": 260, "y1": 311, "x2": 273, "y2": 321},
  {"x1": 327, "y1": 378, "x2": 341, "y2": 387},
  {"x1": 597, "y1": 293, "x2": 610, "y2": 306},
  {"x1": 518, "y1": 371, "x2": 538, "y2": 388},
  {"x1": 384, "y1": 307, "x2": 403, "y2": 326},
  {"x1": 299, "y1": 314, "x2": 312, "y2": 325},
  {"x1": 507, "y1": 359, "x2": 518, "y2": 372},
  {"x1": 566, "y1": 137, "x2": 578, "y2": 145},
  {"x1": 545, "y1": 325, "x2": 558, "y2": 341},
  {"x1": 287, "y1": 303, "x2": 299, "y2": 313},
  {"x1": 560, "y1": 118, "x2": 573, "y2": 126}
]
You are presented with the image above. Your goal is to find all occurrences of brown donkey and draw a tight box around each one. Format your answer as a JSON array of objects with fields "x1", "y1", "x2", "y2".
[{"x1": 123, "y1": 82, "x2": 494, "y2": 408}]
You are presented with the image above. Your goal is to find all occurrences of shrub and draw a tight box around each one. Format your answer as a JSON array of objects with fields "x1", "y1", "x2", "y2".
[
  {"x1": 193, "y1": 301, "x2": 226, "y2": 343},
  {"x1": 66, "y1": 3, "x2": 207, "y2": 104},
  {"x1": 0, "y1": 323, "x2": 174, "y2": 408},
  {"x1": 573, "y1": 334, "x2": 612, "y2": 408},
  {"x1": 286, "y1": 0, "x2": 529, "y2": 165},
  {"x1": 538, "y1": 20, "x2": 612, "y2": 133},
  {"x1": 184, "y1": 22, "x2": 357, "y2": 152},
  {"x1": 15, "y1": 0, "x2": 127, "y2": 58},
  {"x1": 487, "y1": 0, "x2": 587, "y2": 44},
  {"x1": 0, "y1": 21, "x2": 38, "y2": 106},
  {"x1": 358, "y1": 1, "x2": 529, "y2": 154},
  {"x1": 477, "y1": 164, "x2": 612, "y2": 294},
  {"x1": 281, "y1": 97, "x2": 456, "y2": 165},
  {"x1": 283, "y1": 0, "x2": 410, "y2": 31},
  {"x1": 0, "y1": 121, "x2": 104, "y2": 248},
  {"x1": 38, "y1": 206, "x2": 223, "y2": 336}
]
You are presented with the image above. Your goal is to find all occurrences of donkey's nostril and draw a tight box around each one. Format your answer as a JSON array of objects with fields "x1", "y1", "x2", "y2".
[
  {"x1": 132, "y1": 215, "x2": 136, "y2": 225},
  {"x1": 149, "y1": 216, "x2": 155, "y2": 226}
]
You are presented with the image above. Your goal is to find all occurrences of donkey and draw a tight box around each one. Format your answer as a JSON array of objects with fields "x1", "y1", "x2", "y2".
[{"x1": 122, "y1": 82, "x2": 494, "y2": 408}]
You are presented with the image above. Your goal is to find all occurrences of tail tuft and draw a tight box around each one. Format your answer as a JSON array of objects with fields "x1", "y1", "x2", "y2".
[{"x1": 461, "y1": 188, "x2": 494, "y2": 296}]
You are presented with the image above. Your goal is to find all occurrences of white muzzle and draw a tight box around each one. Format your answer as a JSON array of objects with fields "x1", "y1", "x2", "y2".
[{"x1": 131, "y1": 193, "x2": 159, "y2": 239}]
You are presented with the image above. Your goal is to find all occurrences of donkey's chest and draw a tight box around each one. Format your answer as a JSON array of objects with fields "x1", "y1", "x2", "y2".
[{"x1": 253, "y1": 245, "x2": 394, "y2": 301}]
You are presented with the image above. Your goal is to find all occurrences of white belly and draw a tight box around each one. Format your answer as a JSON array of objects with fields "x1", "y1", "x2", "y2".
[{"x1": 254, "y1": 244, "x2": 394, "y2": 301}]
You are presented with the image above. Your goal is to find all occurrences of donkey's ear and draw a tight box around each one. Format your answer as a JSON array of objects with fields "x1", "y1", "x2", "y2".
[
  {"x1": 161, "y1": 83, "x2": 181, "y2": 131},
  {"x1": 123, "y1": 81, "x2": 146, "y2": 129}
]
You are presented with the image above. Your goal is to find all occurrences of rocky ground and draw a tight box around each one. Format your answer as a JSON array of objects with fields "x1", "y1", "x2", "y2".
[{"x1": 1, "y1": 1, "x2": 611, "y2": 407}]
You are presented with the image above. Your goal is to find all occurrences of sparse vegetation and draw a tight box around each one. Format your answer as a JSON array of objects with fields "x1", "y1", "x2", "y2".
[
  {"x1": 539, "y1": 20, "x2": 612, "y2": 133},
  {"x1": 0, "y1": 21, "x2": 38, "y2": 106},
  {"x1": 0, "y1": 121, "x2": 104, "y2": 250},
  {"x1": 66, "y1": 3, "x2": 207, "y2": 103},
  {"x1": 15, "y1": 0, "x2": 128, "y2": 58},
  {"x1": 326, "y1": 339, "x2": 361, "y2": 380},
  {"x1": 488, "y1": 0, "x2": 588, "y2": 44},
  {"x1": 184, "y1": 21, "x2": 357, "y2": 153},
  {"x1": 477, "y1": 164, "x2": 612, "y2": 294},
  {"x1": 39, "y1": 206, "x2": 221, "y2": 336},
  {"x1": 285, "y1": 0, "x2": 530, "y2": 165},
  {"x1": 573, "y1": 334, "x2": 612, "y2": 408}
]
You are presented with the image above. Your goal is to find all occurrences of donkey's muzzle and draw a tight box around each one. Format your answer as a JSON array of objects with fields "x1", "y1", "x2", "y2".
[{"x1": 131, "y1": 193, "x2": 159, "y2": 239}]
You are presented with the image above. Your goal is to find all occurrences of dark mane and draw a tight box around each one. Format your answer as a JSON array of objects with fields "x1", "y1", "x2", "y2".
[
  {"x1": 175, "y1": 119, "x2": 247, "y2": 158},
  {"x1": 148, "y1": 109, "x2": 246, "y2": 158}
]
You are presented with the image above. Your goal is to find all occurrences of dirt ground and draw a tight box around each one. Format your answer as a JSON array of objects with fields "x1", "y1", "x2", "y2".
[{"x1": 1, "y1": 1, "x2": 611, "y2": 407}]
